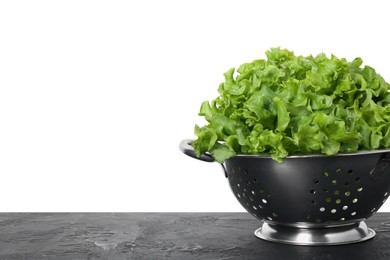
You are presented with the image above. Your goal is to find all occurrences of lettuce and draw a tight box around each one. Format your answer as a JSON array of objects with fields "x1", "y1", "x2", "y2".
[{"x1": 192, "y1": 47, "x2": 390, "y2": 163}]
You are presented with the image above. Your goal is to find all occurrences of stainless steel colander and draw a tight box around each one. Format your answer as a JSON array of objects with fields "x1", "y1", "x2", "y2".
[{"x1": 180, "y1": 139, "x2": 390, "y2": 245}]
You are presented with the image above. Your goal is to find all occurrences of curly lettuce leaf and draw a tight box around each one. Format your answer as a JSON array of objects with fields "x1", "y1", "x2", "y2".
[{"x1": 193, "y1": 47, "x2": 390, "y2": 163}]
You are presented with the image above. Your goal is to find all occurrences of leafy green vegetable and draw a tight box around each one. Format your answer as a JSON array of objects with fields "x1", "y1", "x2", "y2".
[{"x1": 192, "y1": 47, "x2": 390, "y2": 163}]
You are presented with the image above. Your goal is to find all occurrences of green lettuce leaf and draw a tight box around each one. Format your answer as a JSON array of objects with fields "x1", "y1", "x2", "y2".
[{"x1": 193, "y1": 47, "x2": 390, "y2": 163}]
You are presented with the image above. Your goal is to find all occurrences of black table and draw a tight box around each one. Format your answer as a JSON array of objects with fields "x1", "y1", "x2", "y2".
[{"x1": 0, "y1": 213, "x2": 389, "y2": 259}]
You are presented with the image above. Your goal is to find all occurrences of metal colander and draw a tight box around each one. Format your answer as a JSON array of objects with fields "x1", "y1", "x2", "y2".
[{"x1": 180, "y1": 139, "x2": 390, "y2": 245}]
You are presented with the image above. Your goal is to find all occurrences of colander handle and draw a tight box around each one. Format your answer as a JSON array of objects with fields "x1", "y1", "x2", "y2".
[
  {"x1": 179, "y1": 139, "x2": 215, "y2": 162},
  {"x1": 370, "y1": 157, "x2": 390, "y2": 182}
]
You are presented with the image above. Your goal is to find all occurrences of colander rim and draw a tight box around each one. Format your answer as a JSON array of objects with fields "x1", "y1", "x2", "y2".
[
  {"x1": 183, "y1": 139, "x2": 390, "y2": 160},
  {"x1": 207, "y1": 148, "x2": 390, "y2": 159}
]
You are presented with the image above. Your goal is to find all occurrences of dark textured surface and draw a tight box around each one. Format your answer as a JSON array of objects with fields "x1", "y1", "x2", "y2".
[{"x1": 0, "y1": 213, "x2": 390, "y2": 259}]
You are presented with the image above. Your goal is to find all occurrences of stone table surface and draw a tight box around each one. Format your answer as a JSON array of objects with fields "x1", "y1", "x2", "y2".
[{"x1": 0, "y1": 213, "x2": 390, "y2": 259}]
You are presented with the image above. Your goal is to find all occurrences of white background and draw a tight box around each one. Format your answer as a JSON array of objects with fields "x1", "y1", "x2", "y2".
[{"x1": 0, "y1": 0, "x2": 389, "y2": 212}]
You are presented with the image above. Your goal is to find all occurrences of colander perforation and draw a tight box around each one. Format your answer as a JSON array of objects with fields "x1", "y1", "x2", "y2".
[{"x1": 308, "y1": 167, "x2": 365, "y2": 223}]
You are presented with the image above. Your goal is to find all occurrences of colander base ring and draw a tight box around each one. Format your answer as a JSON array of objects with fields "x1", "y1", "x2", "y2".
[{"x1": 254, "y1": 221, "x2": 375, "y2": 246}]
